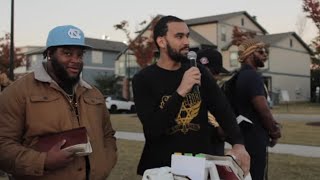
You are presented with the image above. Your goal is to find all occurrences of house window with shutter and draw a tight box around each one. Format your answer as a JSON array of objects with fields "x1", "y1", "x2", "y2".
[
  {"x1": 221, "y1": 26, "x2": 226, "y2": 42},
  {"x1": 290, "y1": 39, "x2": 293, "y2": 48},
  {"x1": 241, "y1": 18, "x2": 244, "y2": 26},
  {"x1": 91, "y1": 50, "x2": 103, "y2": 64},
  {"x1": 230, "y1": 52, "x2": 239, "y2": 67}
]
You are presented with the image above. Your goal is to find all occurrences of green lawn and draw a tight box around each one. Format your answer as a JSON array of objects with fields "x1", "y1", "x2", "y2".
[{"x1": 108, "y1": 104, "x2": 320, "y2": 180}]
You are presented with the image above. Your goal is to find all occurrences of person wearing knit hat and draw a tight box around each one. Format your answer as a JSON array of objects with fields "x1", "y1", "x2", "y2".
[
  {"x1": 238, "y1": 38, "x2": 268, "y2": 65},
  {"x1": 234, "y1": 38, "x2": 281, "y2": 180}
]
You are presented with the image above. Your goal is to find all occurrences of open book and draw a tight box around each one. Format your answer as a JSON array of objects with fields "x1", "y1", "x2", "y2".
[
  {"x1": 204, "y1": 154, "x2": 247, "y2": 180},
  {"x1": 33, "y1": 127, "x2": 92, "y2": 156}
]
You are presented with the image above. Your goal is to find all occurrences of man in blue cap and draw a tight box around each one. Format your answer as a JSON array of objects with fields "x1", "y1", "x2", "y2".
[{"x1": 0, "y1": 25, "x2": 117, "y2": 180}]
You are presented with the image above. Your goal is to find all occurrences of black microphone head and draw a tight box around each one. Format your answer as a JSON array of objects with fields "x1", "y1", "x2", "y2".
[{"x1": 187, "y1": 51, "x2": 197, "y2": 60}]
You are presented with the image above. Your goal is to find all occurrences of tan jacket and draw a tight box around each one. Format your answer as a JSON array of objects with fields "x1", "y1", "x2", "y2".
[{"x1": 0, "y1": 63, "x2": 117, "y2": 180}]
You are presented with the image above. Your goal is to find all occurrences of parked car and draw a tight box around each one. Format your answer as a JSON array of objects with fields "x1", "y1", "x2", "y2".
[{"x1": 105, "y1": 96, "x2": 135, "y2": 113}]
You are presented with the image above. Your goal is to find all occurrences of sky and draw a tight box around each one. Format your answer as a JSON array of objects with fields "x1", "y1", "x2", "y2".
[{"x1": 0, "y1": 0, "x2": 318, "y2": 47}]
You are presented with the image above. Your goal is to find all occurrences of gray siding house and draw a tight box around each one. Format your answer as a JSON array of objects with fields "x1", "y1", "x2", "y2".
[{"x1": 116, "y1": 11, "x2": 313, "y2": 102}]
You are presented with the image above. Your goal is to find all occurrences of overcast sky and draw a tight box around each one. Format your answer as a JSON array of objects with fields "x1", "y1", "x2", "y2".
[{"x1": 0, "y1": 0, "x2": 317, "y2": 47}]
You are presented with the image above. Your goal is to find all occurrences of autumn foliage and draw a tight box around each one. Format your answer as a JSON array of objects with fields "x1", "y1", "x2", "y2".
[
  {"x1": 303, "y1": 0, "x2": 320, "y2": 54},
  {"x1": 114, "y1": 16, "x2": 160, "y2": 68},
  {"x1": 231, "y1": 26, "x2": 257, "y2": 46},
  {"x1": 0, "y1": 33, "x2": 24, "y2": 77}
]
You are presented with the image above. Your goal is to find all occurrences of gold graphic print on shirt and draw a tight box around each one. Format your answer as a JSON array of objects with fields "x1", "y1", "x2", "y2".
[{"x1": 160, "y1": 91, "x2": 201, "y2": 134}]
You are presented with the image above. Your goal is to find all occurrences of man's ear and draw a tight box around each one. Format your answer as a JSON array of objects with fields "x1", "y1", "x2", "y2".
[
  {"x1": 157, "y1": 37, "x2": 166, "y2": 49},
  {"x1": 46, "y1": 51, "x2": 52, "y2": 60}
]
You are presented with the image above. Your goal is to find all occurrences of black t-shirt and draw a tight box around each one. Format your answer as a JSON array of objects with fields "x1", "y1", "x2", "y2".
[
  {"x1": 133, "y1": 63, "x2": 243, "y2": 175},
  {"x1": 235, "y1": 64, "x2": 266, "y2": 125}
]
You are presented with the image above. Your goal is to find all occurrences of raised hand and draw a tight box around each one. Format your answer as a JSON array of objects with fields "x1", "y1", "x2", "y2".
[{"x1": 176, "y1": 67, "x2": 201, "y2": 97}]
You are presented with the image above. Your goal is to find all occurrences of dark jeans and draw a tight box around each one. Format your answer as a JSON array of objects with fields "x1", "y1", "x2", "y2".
[
  {"x1": 240, "y1": 122, "x2": 268, "y2": 180},
  {"x1": 86, "y1": 156, "x2": 90, "y2": 180}
]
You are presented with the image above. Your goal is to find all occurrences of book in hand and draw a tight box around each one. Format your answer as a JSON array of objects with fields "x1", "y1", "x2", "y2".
[
  {"x1": 204, "y1": 154, "x2": 247, "y2": 180},
  {"x1": 33, "y1": 127, "x2": 92, "y2": 156}
]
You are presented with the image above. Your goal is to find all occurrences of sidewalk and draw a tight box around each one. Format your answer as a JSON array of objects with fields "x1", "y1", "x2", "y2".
[
  {"x1": 115, "y1": 131, "x2": 320, "y2": 158},
  {"x1": 273, "y1": 113, "x2": 320, "y2": 121}
]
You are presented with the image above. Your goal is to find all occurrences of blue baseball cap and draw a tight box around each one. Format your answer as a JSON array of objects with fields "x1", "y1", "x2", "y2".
[{"x1": 46, "y1": 25, "x2": 92, "y2": 49}]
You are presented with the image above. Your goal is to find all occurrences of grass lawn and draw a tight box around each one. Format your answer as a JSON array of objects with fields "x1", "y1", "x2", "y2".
[
  {"x1": 110, "y1": 114, "x2": 320, "y2": 146},
  {"x1": 108, "y1": 139, "x2": 320, "y2": 180},
  {"x1": 108, "y1": 104, "x2": 320, "y2": 179},
  {"x1": 278, "y1": 120, "x2": 320, "y2": 146},
  {"x1": 110, "y1": 114, "x2": 142, "y2": 133},
  {"x1": 271, "y1": 102, "x2": 320, "y2": 114}
]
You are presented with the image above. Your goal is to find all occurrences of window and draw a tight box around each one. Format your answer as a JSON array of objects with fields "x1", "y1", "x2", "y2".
[
  {"x1": 241, "y1": 18, "x2": 244, "y2": 26},
  {"x1": 91, "y1": 51, "x2": 103, "y2": 64},
  {"x1": 290, "y1": 39, "x2": 293, "y2": 48},
  {"x1": 221, "y1": 26, "x2": 226, "y2": 42},
  {"x1": 230, "y1": 52, "x2": 239, "y2": 67}
]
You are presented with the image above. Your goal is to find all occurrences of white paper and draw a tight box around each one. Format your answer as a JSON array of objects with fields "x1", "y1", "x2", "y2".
[
  {"x1": 171, "y1": 154, "x2": 207, "y2": 180},
  {"x1": 236, "y1": 115, "x2": 253, "y2": 124},
  {"x1": 62, "y1": 136, "x2": 92, "y2": 156}
]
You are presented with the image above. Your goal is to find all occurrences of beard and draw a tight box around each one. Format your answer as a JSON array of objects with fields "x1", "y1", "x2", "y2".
[
  {"x1": 50, "y1": 56, "x2": 83, "y2": 86},
  {"x1": 167, "y1": 43, "x2": 189, "y2": 63},
  {"x1": 253, "y1": 54, "x2": 265, "y2": 68}
]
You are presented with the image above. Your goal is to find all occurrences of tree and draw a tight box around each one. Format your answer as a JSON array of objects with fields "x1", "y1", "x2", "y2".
[
  {"x1": 231, "y1": 26, "x2": 257, "y2": 46},
  {"x1": 303, "y1": 0, "x2": 320, "y2": 57},
  {"x1": 303, "y1": 0, "x2": 320, "y2": 102},
  {"x1": 114, "y1": 16, "x2": 160, "y2": 68},
  {"x1": 296, "y1": 14, "x2": 307, "y2": 37},
  {"x1": 94, "y1": 73, "x2": 121, "y2": 96},
  {"x1": 114, "y1": 16, "x2": 160, "y2": 100},
  {"x1": 0, "y1": 33, "x2": 24, "y2": 78}
]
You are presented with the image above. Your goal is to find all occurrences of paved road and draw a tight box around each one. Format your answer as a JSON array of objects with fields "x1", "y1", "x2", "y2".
[
  {"x1": 115, "y1": 113, "x2": 320, "y2": 158},
  {"x1": 115, "y1": 131, "x2": 320, "y2": 158}
]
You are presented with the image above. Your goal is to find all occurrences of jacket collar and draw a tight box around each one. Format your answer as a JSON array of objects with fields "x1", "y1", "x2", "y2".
[{"x1": 34, "y1": 62, "x2": 92, "y2": 89}]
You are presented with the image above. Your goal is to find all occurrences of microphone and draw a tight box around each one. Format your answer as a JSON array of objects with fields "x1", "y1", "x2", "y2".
[
  {"x1": 187, "y1": 51, "x2": 200, "y2": 93},
  {"x1": 187, "y1": 51, "x2": 197, "y2": 67}
]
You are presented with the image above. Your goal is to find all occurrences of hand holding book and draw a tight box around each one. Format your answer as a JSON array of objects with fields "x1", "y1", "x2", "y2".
[
  {"x1": 44, "y1": 139, "x2": 75, "y2": 171},
  {"x1": 33, "y1": 127, "x2": 92, "y2": 156},
  {"x1": 225, "y1": 144, "x2": 250, "y2": 176}
]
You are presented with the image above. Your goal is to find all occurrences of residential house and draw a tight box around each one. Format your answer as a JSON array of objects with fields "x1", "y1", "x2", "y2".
[
  {"x1": 221, "y1": 32, "x2": 312, "y2": 102},
  {"x1": 12, "y1": 46, "x2": 42, "y2": 77},
  {"x1": 115, "y1": 15, "x2": 215, "y2": 80},
  {"x1": 116, "y1": 11, "x2": 313, "y2": 102},
  {"x1": 258, "y1": 32, "x2": 312, "y2": 102},
  {"x1": 186, "y1": 11, "x2": 267, "y2": 51},
  {"x1": 115, "y1": 15, "x2": 215, "y2": 99},
  {"x1": 24, "y1": 38, "x2": 126, "y2": 86}
]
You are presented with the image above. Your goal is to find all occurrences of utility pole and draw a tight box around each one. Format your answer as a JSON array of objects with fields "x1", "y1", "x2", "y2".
[{"x1": 9, "y1": 0, "x2": 15, "y2": 80}]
